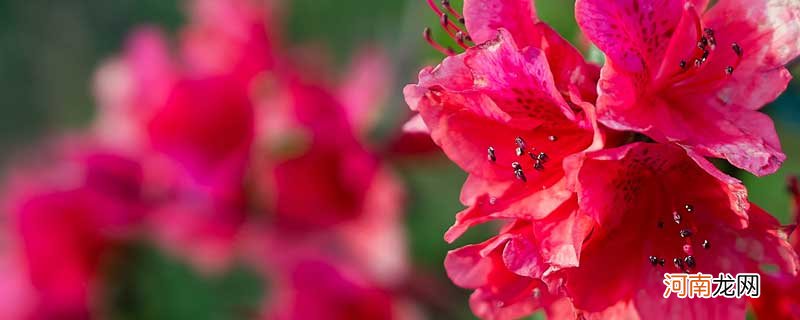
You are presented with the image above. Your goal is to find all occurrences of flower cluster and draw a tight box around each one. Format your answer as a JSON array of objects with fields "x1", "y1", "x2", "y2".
[
  {"x1": 0, "y1": 0, "x2": 426, "y2": 318},
  {"x1": 406, "y1": 0, "x2": 800, "y2": 318}
]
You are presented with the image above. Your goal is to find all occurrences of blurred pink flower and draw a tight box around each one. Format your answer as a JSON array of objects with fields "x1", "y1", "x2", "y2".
[
  {"x1": 0, "y1": 247, "x2": 37, "y2": 319},
  {"x1": 256, "y1": 73, "x2": 409, "y2": 284},
  {"x1": 2, "y1": 141, "x2": 147, "y2": 319},
  {"x1": 575, "y1": 0, "x2": 800, "y2": 176},
  {"x1": 267, "y1": 256, "x2": 407, "y2": 320},
  {"x1": 181, "y1": 0, "x2": 279, "y2": 81},
  {"x1": 91, "y1": 0, "x2": 276, "y2": 271},
  {"x1": 242, "y1": 233, "x2": 418, "y2": 320}
]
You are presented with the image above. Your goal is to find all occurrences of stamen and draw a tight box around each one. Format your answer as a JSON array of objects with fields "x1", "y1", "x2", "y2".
[
  {"x1": 455, "y1": 31, "x2": 471, "y2": 49},
  {"x1": 423, "y1": 28, "x2": 454, "y2": 56},
  {"x1": 732, "y1": 43, "x2": 743, "y2": 57},
  {"x1": 679, "y1": 229, "x2": 693, "y2": 238},
  {"x1": 536, "y1": 152, "x2": 548, "y2": 162},
  {"x1": 702, "y1": 240, "x2": 710, "y2": 249},
  {"x1": 440, "y1": 13, "x2": 458, "y2": 40},
  {"x1": 487, "y1": 147, "x2": 496, "y2": 162},
  {"x1": 704, "y1": 28, "x2": 716, "y2": 47},
  {"x1": 512, "y1": 162, "x2": 526, "y2": 182},
  {"x1": 684, "y1": 256, "x2": 696, "y2": 268},
  {"x1": 515, "y1": 137, "x2": 526, "y2": 150},
  {"x1": 426, "y1": 0, "x2": 444, "y2": 16},
  {"x1": 674, "y1": 258, "x2": 684, "y2": 269},
  {"x1": 442, "y1": 0, "x2": 462, "y2": 20}
]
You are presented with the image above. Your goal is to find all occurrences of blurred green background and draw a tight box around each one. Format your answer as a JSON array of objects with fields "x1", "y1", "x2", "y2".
[{"x1": 0, "y1": 0, "x2": 797, "y2": 319}]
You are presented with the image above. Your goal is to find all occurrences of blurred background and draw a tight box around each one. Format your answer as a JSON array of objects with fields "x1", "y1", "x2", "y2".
[{"x1": 0, "y1": 0, "x2": 798, "y2": 319}]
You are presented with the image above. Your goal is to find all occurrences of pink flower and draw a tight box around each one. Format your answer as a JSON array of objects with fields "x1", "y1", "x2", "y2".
[
  {"x1": 0, "y1": 247, "x2": 37, "y2": 319},
  {"x1": 444, "y1": 216, "x2": 592, "y2": 320},
  {"x1": 575, "y1": 0, "x2": 800, "y2": 176},
  {"x1": 404, "y1": 25, "x2": 600, "y2": 243},
  {"x1": 92, "y1": 0, "x2": 272, "y2": 269},
  {"x1": 259, "y1": 74, "x2": 409, "y2": 284},
  {"x1": 146, "y1": 75, "x2": 254, "y2": 200},
  {"x1": 180, "y1": 0, "x2": 279, "y2": 81},
  {"x1": 265, "y1": 256, "x2": 403, "y2": 320},
  {"x1": 560, "y1": 143, "x2": 797, "y2": 318},
  {"x1": 241, "y1": 230, "x2": 417, "y2": 320},
  {"x1": 2, "y1": 142, "x2": 147, "y2": 318}
]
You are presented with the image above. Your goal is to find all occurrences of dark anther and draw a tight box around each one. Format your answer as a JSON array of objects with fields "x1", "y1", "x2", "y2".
[
  {"x1": 726, "y1": 66, "x2": 734, "y2": 75},
  {"x1": 732, "y1": 43, "x2": 743, "y2": 57},
  {"x1": 698, "y1": 37, "x2": 708, "y2": 49},
  {"x1": 684, "y1": 204, "x2": 694, "y2": 213},
  {"x1": 516, "y1": 147, "x2": 524, "y2": 157},
  {"x1": 673, "y1": 213, "x2": 682, "y2": 224},
  {"x1": 674, "y1": 258, "x2": 684, "y2": 269},
  {"x1": 515, "y1": 137, "x2": 526, "y2": 149},
  {"x1": 548, "y1": 135, "x2": 558, "y2": 142},
  {"x1": 514, "y1": 169, "x2": 527, "y2": 182},
  {"x1": 534, "y1": 160, "x2": 544, "y2": 171},
  {"x1": 649, "y1": 256, "x2": 659, "y2": 266},
  {"x1": 702, "y1": 240, "x2": 710, "y2": 249},
  {"x1": 536, "y1": 152, "x2": 549, "y2": 162},
  {"x1": 659, "y1": 258, "x2": 665, "y2": 266},
  {"x1": 657, "y1": 221, "x2": 664, "y2": 229},
  {"x1": 704, "y1": 28, "x2": 716, "y2": 46},
  {"x1": 684, "y1": 256, "x2": 696, "y2": 268},
  {"x1": 700, "y1": 50, "x2": 709, "y2": 62},
  {"x1": 512, "y1": 162, "x2": 526, "y2": 182},
  {"x1": 487, "y1": 147, "x2": 496, "y2": 162},
  {"x1": 679, "y1": 229, "x2": 693, "y2": 238},
  {"x1": 679, "y1": 60, "x2": 687, "y2": 69}
]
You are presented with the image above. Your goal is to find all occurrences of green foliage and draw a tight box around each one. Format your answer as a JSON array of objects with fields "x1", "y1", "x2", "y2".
[{"x1": 104, "y1": 244, "x2": 265, "y2": 320}]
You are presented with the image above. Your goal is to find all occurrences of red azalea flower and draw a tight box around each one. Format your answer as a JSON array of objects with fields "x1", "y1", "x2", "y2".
[
  {"x1": 445, "y1": 214, "x2": 592, "y2": 319},
  {"x1": 575, "y1": 0, "x2": 800, "y2": 176},
  {"x1": 559, "y1": 143, "x2": 797, "y2": 318},
  {"x1": 2, "y1": 143, "x2": 147, "y2": 319},
  {"x1": 404, "y1": 28, "x2": 599, "y2": 242}
]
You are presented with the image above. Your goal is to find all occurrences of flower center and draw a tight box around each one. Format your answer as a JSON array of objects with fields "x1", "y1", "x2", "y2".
[
  {"x1": 648, "y1": 202, "x2": 712, "y2": 272},
  {"x1": 486, "y1": 136, "x2": 558, "y2": 183},
  {"x1": 652, "y1": 6, "x2": 743, "y2": 94}
]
